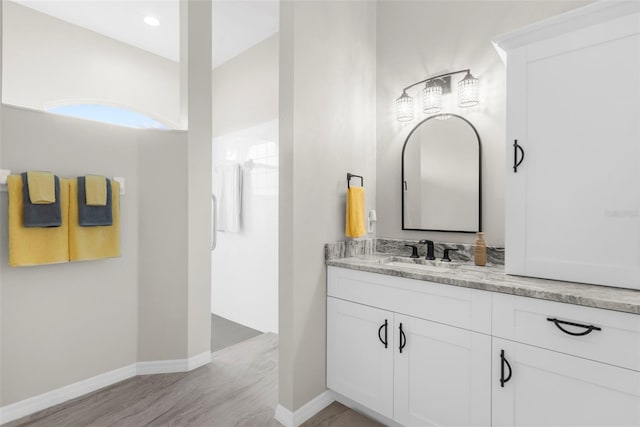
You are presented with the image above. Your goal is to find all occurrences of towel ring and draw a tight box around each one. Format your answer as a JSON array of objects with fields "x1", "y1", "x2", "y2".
[{"x1": 347, "y1": 173, "x2": 364, "y2": 188}]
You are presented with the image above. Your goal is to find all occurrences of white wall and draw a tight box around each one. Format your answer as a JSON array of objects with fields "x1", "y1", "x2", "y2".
[
  {"x1": 0, "y1": 106, "x2": 139, "y2": 405},
  {"x1": 2, "y1": 1, "x2": 180, "y2": 128},
  {"x1": 211, "y1": 34, "x2": 279, "y2": 333},
  {"x1": 279, "y1": 0, "x2": 377, "y2": 411},
  {"x1": 376, "y1": 0, "x2": 591, "y2": 246},
  {"x1": 213, "y1": 34, "x2": 279, "y2": 138},
  {"x1": 0, "y1": 108, "x2": 195, "y2": 408},
  {"x1": 137, "y1": 129, "x2": 189, "y2": 361},
  {"x1": 0, "y1": 0, "x2": 212, "y2": 408},
  {"x1": 184, "y1": 0, "x2": 212, "y2": 359}
]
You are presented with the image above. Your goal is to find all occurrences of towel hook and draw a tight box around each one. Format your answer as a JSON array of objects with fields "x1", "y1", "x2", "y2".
[{"x1": 347, "y1": 173, "x2": 364, "y2": 188}]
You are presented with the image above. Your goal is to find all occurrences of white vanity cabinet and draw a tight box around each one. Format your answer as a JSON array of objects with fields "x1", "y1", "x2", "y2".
[
  {"x1": 495, "y1": 2, "x2": 640, "y2": 290},
  {"x1": 327, "y1": 266, "x2": 492, "y2": 426},
  {"x1": 491, "y1": 293, "x2": 640, "y2": 427},
  {"x1": 327, "y1": 265, "x2": 640, "y2": 426}
]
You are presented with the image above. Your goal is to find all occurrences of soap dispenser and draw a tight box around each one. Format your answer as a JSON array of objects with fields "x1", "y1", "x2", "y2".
[{"x1": 474, "y1": 232, "x2": 487, "y2": 266}]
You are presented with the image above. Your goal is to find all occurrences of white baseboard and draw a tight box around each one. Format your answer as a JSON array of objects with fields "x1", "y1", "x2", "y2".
[
  {"x1": 274, "y1": 405, "x2": 294, "y2": 427},
  {"x1": 274, "y1": 390, "x2": 336, "y2": 427},
  {"x1": 188, "y1": 351, "x2": 212, "y2": 371},
  {"x1": 136, "y1": 358, "x2": 188, "y2": 375},
  {"x1": 0, "y1": 363, "x2": 137, "y2": 425},
  {"x1": 137, "y1": 351, "x2": 212, "y2": 375},
  {"x1": 0, "y1": 352, "x2": 212, "y2": 425}
]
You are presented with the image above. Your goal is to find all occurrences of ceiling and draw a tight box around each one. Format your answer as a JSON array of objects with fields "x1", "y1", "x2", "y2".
[{"x1": 10, "y1": 0, "x2": 279, "y2": 68}]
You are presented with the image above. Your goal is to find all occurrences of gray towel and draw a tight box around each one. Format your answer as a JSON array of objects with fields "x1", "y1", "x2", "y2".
[
  {"x1": 78, "y1": 176, "x2": 113, "y2": 226},
  {"x1": 21, "y1": 172, "x2": 62, "y2": 227}
]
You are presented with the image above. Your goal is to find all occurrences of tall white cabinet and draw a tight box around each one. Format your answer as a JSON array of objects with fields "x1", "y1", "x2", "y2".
[{"x1": 494, "y1": 1, "x2": 640, "y2": 290}]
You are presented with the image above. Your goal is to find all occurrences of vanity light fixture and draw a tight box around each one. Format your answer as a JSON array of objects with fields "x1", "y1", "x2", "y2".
[{"x1": 395, "y1": 69, "x2": 480, "y2": 122}]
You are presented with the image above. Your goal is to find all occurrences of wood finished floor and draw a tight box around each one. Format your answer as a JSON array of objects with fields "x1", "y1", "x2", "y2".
[
  {"x1": 6, "y1": 333, "x2": 380, "y2": 427},
  {"x1": 301, "y1": 402, "x2": 382, "y2": 427},
  {"x1": 7, "y1": 334, "x2": 279, "y2": 427}
]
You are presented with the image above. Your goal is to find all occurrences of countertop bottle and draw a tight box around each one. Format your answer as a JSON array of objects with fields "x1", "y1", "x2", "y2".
[{"x1": 474, "y1": 232, "x2": 487, "y2": 266}]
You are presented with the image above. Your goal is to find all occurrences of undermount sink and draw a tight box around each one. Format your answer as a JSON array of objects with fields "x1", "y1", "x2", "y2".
[{"x1": 381, "y1": 257, "x2": 460, "y2": 273}]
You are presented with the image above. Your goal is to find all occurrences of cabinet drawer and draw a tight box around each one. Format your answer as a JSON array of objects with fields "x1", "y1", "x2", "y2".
[
  {"x1": 328, "y1": 266, "x2": 491, "y2": 334},
  {"x1": 493, "y1": 293, "x2": 640, "y2": 371}
]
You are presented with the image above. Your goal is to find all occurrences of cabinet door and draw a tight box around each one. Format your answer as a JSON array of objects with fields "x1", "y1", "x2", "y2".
[
  {"x1": 327, "y1": 297, "x2": 394, "y2": 419},
  {"x1": 394, "y1": 314, "x2": 491, "y2": 427},
  {"x1": 492, "y1": 338, "x2": 640, "y2": 427},
  {"x1": 505, "y1": 12, "x2": 640, "y2": 289}
]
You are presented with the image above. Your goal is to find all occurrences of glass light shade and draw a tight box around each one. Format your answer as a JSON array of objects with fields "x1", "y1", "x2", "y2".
[
  {"x1": 458, "y1": 72, "x2": 479, "y2": 107},
  {"x1": 422, "y1": 82, "x2": 442, "y2": 114},
  {"x1": 396, "y1": 91, "x2": 414, "y2": 122}
]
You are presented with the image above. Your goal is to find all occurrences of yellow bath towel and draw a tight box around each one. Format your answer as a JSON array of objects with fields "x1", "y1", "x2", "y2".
[
  {"x1": 27, "y1": 171, "x2": 56, "y2": 204},
  {"x1": 8, "y1": 175, "x2": 69, "y2": 267},
  {"x1": 345, "y1": 186, "x2": 366, "y2": 238},
  {"x1": 69, "y1": 179, "x2": 120, "y2": 261},
  {"x1": 84, "y1": 175, "x2": 107, "y2": 206}
]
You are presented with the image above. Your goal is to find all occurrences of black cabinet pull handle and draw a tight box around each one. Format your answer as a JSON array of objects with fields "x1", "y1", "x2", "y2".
[
  {"x1": 546, "y1": 317, "x2": 601, "y2": 336},
  {"x1": 500, "y1": 349, "x2": 512, "y2": 388},
  {"x1": 377, "y1": 319, "x2": 388, "y2": 348},
  {"x1": 399, "y1": 323, "x2": 407, "y2": 353},
  {"x1": 513, "y1": 140, "x2": 525, "y2": 173}
]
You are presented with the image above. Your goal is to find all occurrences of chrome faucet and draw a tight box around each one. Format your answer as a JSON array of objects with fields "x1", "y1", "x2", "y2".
[{"x1": 418, "y1": 239, "x2": 436, "y2": 260}]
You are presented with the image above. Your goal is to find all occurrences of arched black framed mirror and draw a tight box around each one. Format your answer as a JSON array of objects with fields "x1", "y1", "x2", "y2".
[{"x1": 401, "y1": 113, "x2": 482, "y2": 232}]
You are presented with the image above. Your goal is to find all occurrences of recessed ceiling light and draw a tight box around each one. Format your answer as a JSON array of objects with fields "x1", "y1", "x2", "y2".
[{"x1": 144, "y1": 16, "x2": 160, "y2": 27}]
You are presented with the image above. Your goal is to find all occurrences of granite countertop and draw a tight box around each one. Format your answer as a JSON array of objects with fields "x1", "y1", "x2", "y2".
[{"x1": 327, "y1": 254, "x2": 640, "y2": 315}]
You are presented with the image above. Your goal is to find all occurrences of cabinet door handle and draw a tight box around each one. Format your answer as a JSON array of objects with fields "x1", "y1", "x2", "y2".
[
  {"x1": 546, "y1": 317, "x2": 602, "y2": 336},
  {"x1": 500, "y1": 349, "x2": 512, "y2": 388},
  {"x1": 377, "y1": 319, "x2": 388, "y2": 348},
  {"x1": 513, "y1": 140, "x2": 525, "y2": 173},
  {"x1": 399, "y1": 323, "x2": 407, "y2": 353}
]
